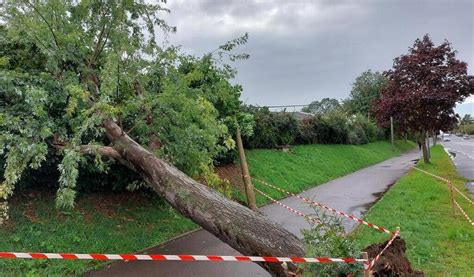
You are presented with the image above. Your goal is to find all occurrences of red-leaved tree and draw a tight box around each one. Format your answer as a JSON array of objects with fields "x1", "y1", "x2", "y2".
[{"x1": 374, "y1": 34, "x2": 473, "y2": 162}]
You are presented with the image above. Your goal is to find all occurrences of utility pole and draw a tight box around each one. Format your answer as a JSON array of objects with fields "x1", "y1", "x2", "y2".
[
  {"x1": 390, "y1": 116, "x2": 394, "y2": 150},
  {"x1": 236, "y1": 126, "x2": 257, "y2": 211}
]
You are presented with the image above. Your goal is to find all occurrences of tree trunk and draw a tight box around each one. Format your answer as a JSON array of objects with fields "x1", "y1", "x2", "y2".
[
  {"x1": 432, "y1": 131, "x2": 437, "y2": 146},
  {"x1": 421, "y1": 131, "x2": 430, "y2": 163},
  {"x1": 103, "y1": 120, "x2": 304, "y2": 276}
]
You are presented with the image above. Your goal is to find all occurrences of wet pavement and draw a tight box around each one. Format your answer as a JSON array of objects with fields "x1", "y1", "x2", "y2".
[
  {"x1": 441, "y1": 135, "x2": 474, "y2": 180},
  {"x1": 88, "y1": 150, "x2": 420, "y2": 277}
]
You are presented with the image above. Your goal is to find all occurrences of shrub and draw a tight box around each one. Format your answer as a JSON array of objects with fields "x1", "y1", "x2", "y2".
[
  {"x1": 242, "y1": 106, "x2": 298, "y2": 149},
  {"x1": 296, "y1": 117, "x2": 319, "y2": 144},
  {"x1": 322, "y1": 111, "x2": 349, "y2": 144},
  {"x1": 273, "y1": 112, "x2": 298, "y2": 145},
  {"x1": 301, "y1": 209, "x2": 363, "y2": 276},
  {"x1": 244, "y1": 107, "x2": 278, "y2": 149},
  {"x1": 296, "y1": 112, "x2": 350, "y2": 145}
]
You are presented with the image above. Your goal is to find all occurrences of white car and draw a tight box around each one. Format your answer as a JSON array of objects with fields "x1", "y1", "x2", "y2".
[
  {"x1": 443, "y1": 137, "x2": 451, "y2": 142},
  {"x1": 463, "y1": 135, "x2": 471, "y2": 139}
]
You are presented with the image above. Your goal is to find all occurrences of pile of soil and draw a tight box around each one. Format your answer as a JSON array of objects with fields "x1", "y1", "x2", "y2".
[{"x1": 364, "y1": 237, "x2": 424, "y2": 276}]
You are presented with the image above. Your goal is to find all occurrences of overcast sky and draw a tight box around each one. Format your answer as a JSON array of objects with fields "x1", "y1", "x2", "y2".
[{"x1": 162, "y1": 0, "x2": 474, "y2": 113}]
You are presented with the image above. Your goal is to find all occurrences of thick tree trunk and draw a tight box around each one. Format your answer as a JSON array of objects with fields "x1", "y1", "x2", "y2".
[
  {"x1": 421, "y1": 132, "x2": 430, "y2": 163},
  {"x1": 103, "y1": 120, "x2": 304, "y2": 276}
]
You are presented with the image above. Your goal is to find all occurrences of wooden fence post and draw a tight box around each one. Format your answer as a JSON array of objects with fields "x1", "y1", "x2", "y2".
[
  {"x1": 236, "y1": 127, "x2": 257, "y2": 211},
  {"x1": 449, "y1": 181, "x2": 456, "y2": 218},
  {"x1": 362, "y1": 252, "x2": 371, "y2": 277}
]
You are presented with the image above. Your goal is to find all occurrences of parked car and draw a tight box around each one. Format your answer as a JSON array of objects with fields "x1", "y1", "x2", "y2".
[
  {"x1": 463, "y1": 134, "x2": 471, "y2": 139},
  {"x1": 443, "y1": 137, "x2": 451, "y2": 142}
]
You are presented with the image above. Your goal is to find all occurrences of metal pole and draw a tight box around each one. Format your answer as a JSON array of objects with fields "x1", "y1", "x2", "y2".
[
  {"x1": 236, "y1": 127, "x2": 257, "y2": 211},
  {"x1": 390, "y1": 116, "x2": 394, "y2": 150}
]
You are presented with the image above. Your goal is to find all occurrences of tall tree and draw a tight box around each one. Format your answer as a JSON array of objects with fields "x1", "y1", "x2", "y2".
[
  {"x1": 0, "y1": 2, "x2": 303, "y2": 275},
  {"x1": 302, "y1": 98, "x2": 340, "y2": 114},
  {"x1": 374, "y1": 35, "x2": 473, "y2": 162},
  {"x1": 344, "y1": 70, "x2": 388, "y2": 118}
]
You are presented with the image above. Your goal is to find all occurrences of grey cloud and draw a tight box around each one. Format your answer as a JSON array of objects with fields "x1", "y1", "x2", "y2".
[{"x1": 162, "y1": 0, "x2": 474, "y2": 109}]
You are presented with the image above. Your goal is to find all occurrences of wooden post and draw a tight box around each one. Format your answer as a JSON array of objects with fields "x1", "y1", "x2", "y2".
[
  {"x1": 236, "y1": 126, "x2": 257, "y2": 211},
  {"x1": 390, "y1": 116, "x2": 394, "y2": 150},
  {"x1": 449, "y1": 181, "x2": 456, "y2": 218},
  {"x1": 362, "y1": 252, "x2": 371, "y2": 277}
]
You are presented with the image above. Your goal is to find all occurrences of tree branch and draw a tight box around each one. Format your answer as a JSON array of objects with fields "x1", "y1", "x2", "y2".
[
  {"x1": 51, "y1": 142, "x2": 122, "y2": 160},
  {"x1": 24, "y1": 0, "x2": 61, "y2": 50},
  {"x1": 78, "y1": 145, "x2": 122, "y2": 160}
]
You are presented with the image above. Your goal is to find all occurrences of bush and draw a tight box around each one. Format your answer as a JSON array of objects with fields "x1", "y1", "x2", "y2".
[
  {"x1": 242, "y1": 106, "x2": 298, "y2": 148},
  {"x1": 301, "y1": 209, "x2": 363, "y2": 276},
  {"x1": 273, "y1": 112, "x2": 298, "y2": 145},
  {"x1": 296, "y1": 117, "x2": 319, "y2": 144},
  {"x1": 323, "y1": 111, "x2": 349, "y2": 144},
  {"x1": 242, "y1": 106, "x2": 386, "y2": 149},
  {"x1": 244, "y1": 107, "x2": 278, "y2": 148},
  {"x1": 297, "y1": 112, "x2": 349, "y2": 144}
]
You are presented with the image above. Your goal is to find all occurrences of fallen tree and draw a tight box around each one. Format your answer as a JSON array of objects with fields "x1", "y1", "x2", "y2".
[
  {"x1": 0, "y1": 2, "x2": 304, "y2": 276},
  {"x1": 103, "y1": 119, "x2": 305, "y2": 275}
]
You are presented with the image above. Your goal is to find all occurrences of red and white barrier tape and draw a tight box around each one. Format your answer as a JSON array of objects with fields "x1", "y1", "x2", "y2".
[
  {"x1": 454, "y1": 199, "x2": 474, "y2": 227},
  {"x1": 0, "y1": 252, "x2": 368, "y2": 263},
  {"x1": 412, "y1": 167, "x2": 473, "y2": 205},
  {"x1": 366, "y1": 229, "x2": 400, "y2": 271},
  {"x1": 253, "y1": 187, "x2": 321, "y2": 225},
  {"x1": 412, "y1": 167, "x2": 450, "y2": 182},
  {"x1": 252, "y1": 178, "x2": 395, "y2": 235},
  {"x1": 451, "y1": 182, "x2": 474, "y2": 206}
]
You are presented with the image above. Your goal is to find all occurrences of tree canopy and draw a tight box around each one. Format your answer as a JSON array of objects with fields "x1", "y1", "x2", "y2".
[
  {"x1": 374, "y1": 34, "x2": 473, "y2": 162},
  {"x1": 302, "y1": 98, "x2": 340, "y2": 114},
  {"x1": 0, "y1": 0, "x2": 247, "y2": 219},
  {"x1": 343, "y1": 70, "x2": 388, "y2": 117}
]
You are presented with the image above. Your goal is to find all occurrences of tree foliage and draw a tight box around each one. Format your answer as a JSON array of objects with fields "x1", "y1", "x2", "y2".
[
  {"x1": 302, "y1": 98, "x2": 340, "y2": 114},
  {"x1": 241, "y1": 106, "x2": 298, "y2": 148},
  {"x1": 344, "y1": 70, "x2": 388, "y2": 117},
  {"x1": 0, "y1": 1, "x2": 249, "y2": 221},
  {"x1": 374, "y1": 34, "x2": 473, "y2": 162}
]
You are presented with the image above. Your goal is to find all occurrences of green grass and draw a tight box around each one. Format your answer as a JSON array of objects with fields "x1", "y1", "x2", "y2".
[
  {"x1": 0, "y1": 192, "x2": 196, "y2": 276},
  {"x1": 246, "y1": 140, "x2": 416, "y2": 205},
  {"x1": 352, "y1": 145, "x2": 474, "y2": 275}
]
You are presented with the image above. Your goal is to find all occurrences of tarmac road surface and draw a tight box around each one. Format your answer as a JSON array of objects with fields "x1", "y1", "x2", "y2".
[
  {"x1": 88, "y1": 149, "x2": 420, "y2": 277},
  {"x1": 441, "y1": 135, "x2": 474, "y2": 180}
]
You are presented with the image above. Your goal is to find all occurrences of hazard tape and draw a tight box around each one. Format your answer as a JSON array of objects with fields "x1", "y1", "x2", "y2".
[
  {"x1": 0, "y1": 252, "x2": 368, "y2": 263},
  {"x1": 366, "y1": 229, "x2": 400, "y2": 271},
  {"x1": 412, "y1": 167, "x2": 450, "y2": 182},
  {"x1": 454, "y1": 199, "x2": 474, "y2": 227},
  {"x1": 412, "y1": 167, "x2": 473, "y2": 205},
  {"x1": 252, "y1": 178, "x2": 395, "y2": 235},
  {"x1": 253, "y1": 187, "x2": 321, "y2": 225}
]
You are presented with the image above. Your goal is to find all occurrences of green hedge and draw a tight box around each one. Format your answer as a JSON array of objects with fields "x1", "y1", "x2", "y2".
[{"x1": 243, "y1": 106, "x2": 386, "y2": 149}]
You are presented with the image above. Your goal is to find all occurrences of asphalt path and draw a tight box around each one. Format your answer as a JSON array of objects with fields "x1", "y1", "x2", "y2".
[{"x1": 88, "y1": 149, "x2": 420, "y2": 277}]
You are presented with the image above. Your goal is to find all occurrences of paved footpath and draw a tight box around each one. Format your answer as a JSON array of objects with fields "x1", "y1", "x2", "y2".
[{"x1": 88, "y1": 150, "x2": 420, "y2": 277}]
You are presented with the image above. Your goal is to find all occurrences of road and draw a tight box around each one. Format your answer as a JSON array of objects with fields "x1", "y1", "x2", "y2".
[
  {"x1": 88, "y1": 150, "x2": 420, "y2": 277},
  {"x1": 441, "y1": 135, "x2": 474, "y2": 180}
]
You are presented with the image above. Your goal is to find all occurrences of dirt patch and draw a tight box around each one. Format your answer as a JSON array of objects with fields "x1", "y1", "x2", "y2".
[
  {"x1": 216, "y1": 164, "x2": 245, "y2": 193},
  {"x1": 364, "y1": 237, "x2": 424, "y2": 276}
]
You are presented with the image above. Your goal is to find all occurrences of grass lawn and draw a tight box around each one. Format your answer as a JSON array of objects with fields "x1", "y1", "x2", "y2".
[
  {"x1": 246, "y1": 140, "x2": 416, "y2": 205},
  {"x1": 0, "y1": 191, "x2": 196, "y2": 276},
  {"x1": 352, "y1": 145, "x2": 474, "y2": 275}
]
